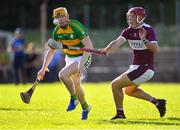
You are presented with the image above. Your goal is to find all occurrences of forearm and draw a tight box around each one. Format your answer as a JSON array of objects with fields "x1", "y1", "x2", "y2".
[
  {"x1": 145, "y1": 43, "x2": 158, "y2": 53},
  {"x1": 105, "y1": 40, "x2": 121, "y2": 54},
  {"x1": 81, "y1": 36, "x2": 93, "y2": 64},
  {"x1": 41, "y1": 47, "x2": 55, "y2": 70},
  {"x1": 142, "y1": 39, "x2": 158, "y2": 53}
]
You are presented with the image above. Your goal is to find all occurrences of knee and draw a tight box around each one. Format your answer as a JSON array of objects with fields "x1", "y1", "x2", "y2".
[
  {"x1": 58, "y1": 71, "x2": 68, "y2": 81},
  {"x1": 111, "y1": 81, "x2": 119, "y2": 90},
  {"x1": 124, "y1": 87, "x2": 136, "y2": 96}
]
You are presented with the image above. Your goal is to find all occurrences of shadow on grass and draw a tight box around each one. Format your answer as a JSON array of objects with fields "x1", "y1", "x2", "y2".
[
  {"x1": 98, "y1": 118, "x2": 180, "y2": 126},
  {"x1": 0, "y1": 107, "x2": 55, "y2": 112},
  {"x1": 167, "y1": 117, "x2": 180, "y2": 121}
]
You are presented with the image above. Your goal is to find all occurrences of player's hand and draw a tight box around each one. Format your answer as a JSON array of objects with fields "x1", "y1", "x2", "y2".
[
  {"x1": 99, "y1": 48, "x2": 108, "y2": 56},
  {"x1": 139, "y1": 27, "x2": 147, "y2": 40},
  {"x1": 37, "y1": 68, "x2": 46, "y2": 80}
]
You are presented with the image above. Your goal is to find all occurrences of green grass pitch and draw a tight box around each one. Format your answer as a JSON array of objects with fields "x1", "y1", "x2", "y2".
[{"x1": 0, "y1": 82, "x2": 180, "y2": 129}]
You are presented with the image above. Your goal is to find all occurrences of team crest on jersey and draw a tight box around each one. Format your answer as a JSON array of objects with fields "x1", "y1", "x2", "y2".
[
  {"x1": 133, "y1": 33, "x2": 137, "y2": 37},
  {"x1": 58, "y1": 35, "x2": 62, "y2": 38},
  {"x1": 70, "y1": 34, "x2": 74, "y2": 39}
]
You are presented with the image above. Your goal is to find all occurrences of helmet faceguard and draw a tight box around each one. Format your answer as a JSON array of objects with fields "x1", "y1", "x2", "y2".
[
  {"x1": 127, "y1": 7, "x2": 146, "y2": 23},
  {"x1": 52, "y1": 7, "x2": 69, "y2": 26}
]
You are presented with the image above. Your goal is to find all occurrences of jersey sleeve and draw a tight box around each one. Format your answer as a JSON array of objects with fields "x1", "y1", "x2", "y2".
[
  {"x1": 70, "y1": 20, "x2": 88, "y2": 40},
  {"x1": 146, "y1": 27, "x2": 157, "y2": 43},
  {"x1": 52, "y1": 25, "x2": 59, "y2": 41},
  {"x1": 120, "y1": 28, "x2": 129, "y2": 40}
]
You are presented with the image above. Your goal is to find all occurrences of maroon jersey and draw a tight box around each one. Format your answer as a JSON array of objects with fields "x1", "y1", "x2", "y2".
[{"x1": 121, "y1": 23, "x2": 157, "y2": 67}]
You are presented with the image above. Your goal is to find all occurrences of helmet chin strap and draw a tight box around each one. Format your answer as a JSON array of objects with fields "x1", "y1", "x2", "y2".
[{"x1": 137, "y1": 16, "x2": 145, "y2": 23}]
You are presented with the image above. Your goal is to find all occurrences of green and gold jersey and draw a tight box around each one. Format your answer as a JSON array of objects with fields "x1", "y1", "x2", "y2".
[{"x1": 52, "y1": 19, "x2": 88, "y2": 57}]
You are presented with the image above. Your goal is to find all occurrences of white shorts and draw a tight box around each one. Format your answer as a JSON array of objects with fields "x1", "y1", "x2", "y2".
[
  {"x1": 65, "y1": 55, "x2": 92, "y2": 69},
  {"x1": 126, "y1": 65, "x2": 154, "y2": 85},
  {"x1": 65, "y1": 55, "x2": 82, "y2": 66}
]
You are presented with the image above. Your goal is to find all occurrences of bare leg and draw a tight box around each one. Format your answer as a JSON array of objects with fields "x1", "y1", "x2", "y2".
[
  {"x1": 59, "y1": 62, "x2": 80, "y2": 112},
  {"x1": 111, "y1": 86, "x2": 124, "y2": 110},
  {"x1": 59, "y1": 62, "x2": 78, "y2": 95},
  {"x1": 111, "y1": 72, "x2": 166, "y2": 119},
  {"x1": 124, "y1": 86, "x2": 153, "y2": 101},
  {"x1": 111, "y1": 73, "x2": 136, "y2": 110},
  {"x1": 124, "y1": 85, "x2": 167, "y2": 117},
  {"x1": 110, "y1": 73, "x2": 138, "y2": 120},
  {"x1": 71, "y1": 74, "x2": 86, "y2": 104},
  {"x1": 71, "y1": 71, "x2": 91, "y2": 120}
]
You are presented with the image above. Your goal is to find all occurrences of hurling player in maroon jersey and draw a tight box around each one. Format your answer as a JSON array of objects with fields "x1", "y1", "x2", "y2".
[{"x1": 100, "y1": 7, "x2": 166, "y2": 120}]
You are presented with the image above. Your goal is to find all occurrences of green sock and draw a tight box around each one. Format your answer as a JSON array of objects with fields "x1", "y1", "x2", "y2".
[
  {"x1": 82, "y1": 102, "x2": 88, "y2": 110},
  {"x1": 71, "y1": 95, "x2": 77, "y2": 100}
]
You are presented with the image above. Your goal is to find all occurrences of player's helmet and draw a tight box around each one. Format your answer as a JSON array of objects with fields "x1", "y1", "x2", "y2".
[
  {"x1": 53, "y1": 7, "x2": 69, "y2": 18},
  {"x1": 52, "y1": 7, "x2": 69, "y2": 25},
  {"x1": 127, "y1": 7, "x2": 146, "y2": 23}
]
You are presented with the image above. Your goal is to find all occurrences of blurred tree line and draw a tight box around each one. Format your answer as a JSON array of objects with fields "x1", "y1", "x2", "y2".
[
  {"x1": 0, "y1": 0, "x2": 178, "y2": 30},
  {"x1": 0, "y1": 0, "x2": 180, "y2": 83}
]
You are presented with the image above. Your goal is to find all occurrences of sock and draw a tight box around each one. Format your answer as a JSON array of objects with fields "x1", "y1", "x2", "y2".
[
  {"x1": 81, "y1": 102, "x2": 88, "y2": 110},
  {"x1": 71, "y1": 95, "x2": 77, "y2": 100},
  {"x1": 116, "y1": 109, "x2": 124, "y2": 116},
  {"x1": 150, "y1": 97, "x2": 159, "y2": 106}
]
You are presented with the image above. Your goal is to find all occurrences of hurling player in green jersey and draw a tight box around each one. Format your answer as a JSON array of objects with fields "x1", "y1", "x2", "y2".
[{"x1": 37, "y1": 7, "x2": 93, "y2": 120}]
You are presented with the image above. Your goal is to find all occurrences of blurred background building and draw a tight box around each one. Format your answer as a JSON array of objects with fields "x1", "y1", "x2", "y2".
[{"x1": 0, "y1": 0, "x2": 180, "y2": 82}]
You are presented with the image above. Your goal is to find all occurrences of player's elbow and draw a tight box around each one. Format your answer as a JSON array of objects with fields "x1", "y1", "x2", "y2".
[
  {"x1": 153, "y1": 46, "x2": 159, "y2": 53},
  {"x1": 148, "y1": 44, "x2": 158, "y2": 54},
  {"x1": 151, "y1": 47, "x2": 158, "y2": 54}
]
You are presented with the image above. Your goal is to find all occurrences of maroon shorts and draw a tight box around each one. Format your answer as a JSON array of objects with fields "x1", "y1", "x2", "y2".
[{"x1": 126, "y1": 64, "x2": 154, "y2": 85}]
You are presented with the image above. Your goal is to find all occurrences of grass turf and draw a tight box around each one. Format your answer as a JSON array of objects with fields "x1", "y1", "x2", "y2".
[{"x1": 0, "y1": 82, "x2": 180, "y2": 129}]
